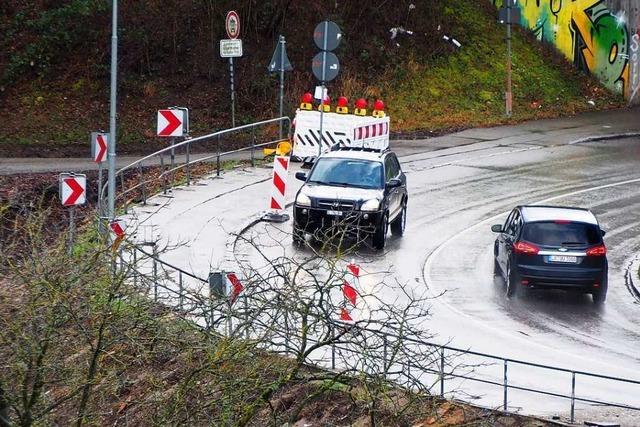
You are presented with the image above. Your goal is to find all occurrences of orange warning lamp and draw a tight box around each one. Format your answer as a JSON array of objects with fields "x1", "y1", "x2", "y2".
[
  {"x1": 354, "y1": 98, "x2": 367, "y2": 116},
  {"x1": 300, "y1": 92, "x2": 313, "y2": 110},
  {"x1": 336, "y1": 96, "x2": 349, "y2": 114},
  {"x1": 318, "y1": 96, "x2": 331, "y2": 113},
  {"x1": 372, "y1": 99, "x2": 386, "y2": 118}
]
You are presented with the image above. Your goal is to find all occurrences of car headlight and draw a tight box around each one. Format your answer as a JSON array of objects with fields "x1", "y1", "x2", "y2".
[
  {"x1": 361, "y1": 199, "x2": 380, "y2": 212},
  {"x1": 296, "y1": 192, "x2": 311, "y2": 207}
]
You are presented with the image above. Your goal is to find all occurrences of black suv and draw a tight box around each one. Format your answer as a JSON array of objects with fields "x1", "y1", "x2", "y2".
[
  {"x1": 491, "y1": 206, "x2": 608, "y2": 303},
  {"x1": 292, "y1": 147, "x2": 408, "y2": 249}
]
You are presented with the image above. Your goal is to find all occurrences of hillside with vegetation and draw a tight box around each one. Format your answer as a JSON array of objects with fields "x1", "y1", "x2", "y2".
[{"x1": 0, "y1": 0, "x2": 623, "y2": 157}]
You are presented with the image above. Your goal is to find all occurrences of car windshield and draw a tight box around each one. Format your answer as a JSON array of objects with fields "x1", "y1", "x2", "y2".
[
  {"x1": 308, "y1": 158, "x2": 383, "y2": 189},
  {"x1": 522, "y1": 221, "x2": 601, "y2": 246}
]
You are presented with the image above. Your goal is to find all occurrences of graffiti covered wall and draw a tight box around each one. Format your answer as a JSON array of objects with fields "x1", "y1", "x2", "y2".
[{"x1": 494, "y1": 0, "x2": 640, "y2": 104}]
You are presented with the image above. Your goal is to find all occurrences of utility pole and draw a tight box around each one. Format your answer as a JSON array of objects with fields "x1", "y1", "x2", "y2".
[{"x1": 107, "y1": 0, "x2": 118, "y2": 221}]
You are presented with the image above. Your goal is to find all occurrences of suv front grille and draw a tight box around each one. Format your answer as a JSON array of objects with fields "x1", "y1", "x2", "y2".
[{"x1": 317, "y1": 200, "x2": 356, "y2": 211}]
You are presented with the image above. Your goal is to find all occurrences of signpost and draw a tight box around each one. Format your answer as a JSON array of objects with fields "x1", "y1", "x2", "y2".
[
  {"x1": 157, "y1": 108, "x2": 188, "y2": 188},
  {"x1": 91, "y1": 131, "x2": 108, "y2": 226},
  {"x1": 498, "y1": 0, "x2": 519, "y2": 117},
  {"x1": 222, "y1": 11, "x2": 242, "y2": 128},
  {"x1": 59, "y1": 173, "x2": 87, "y2": 253},
  {"x1": 312, "y1": 20, "x2": 343, "y2": 156},
  {"x1": 268, "y1": 35, "x2": 293, "y2": 138}
]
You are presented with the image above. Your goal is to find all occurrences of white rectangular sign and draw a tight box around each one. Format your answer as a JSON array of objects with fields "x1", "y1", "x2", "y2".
[{"x1": 220, "y1": 39, "x2": 243, "y2": 58}]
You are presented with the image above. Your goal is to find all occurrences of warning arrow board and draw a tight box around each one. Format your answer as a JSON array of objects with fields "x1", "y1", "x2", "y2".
[
  {"x1": 91, "y1": 132, "x2": 108, "y2": 163},
  {"x1": 157, "y1": 109, "x2": 185, "y2": 137},
  {"x1": 59, "y1": 173, "x2": 87, "y2": 206}
]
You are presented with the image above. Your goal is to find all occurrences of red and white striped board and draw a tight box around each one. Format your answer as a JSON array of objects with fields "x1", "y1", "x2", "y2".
[
  {"x1": 339, "y1": 261, "x2": 361, "y2": 322},
  {"x1": 354, "y1": 122, "x2": 389, "y2": 140},
  {"x1": 270, "y1": 156, "x2": 290, "y2": 210}
]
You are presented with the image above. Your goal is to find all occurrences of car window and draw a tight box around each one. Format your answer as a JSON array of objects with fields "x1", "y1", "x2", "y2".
[
  {"x1": 522, "y1": 221, "x2": 602, "y2": 246},
  {"x1": 384, "y1": 156, "x2": 399, "y2": 181},
  {"x1": 506, "y1": 210, "x2": 520, "y2": 235},
  {"x1": 503, "y1": 210, "x2": 516, "y2": 233},
  {"x1": 308, "y1": 158, "x2": 384, "y2": 189}
]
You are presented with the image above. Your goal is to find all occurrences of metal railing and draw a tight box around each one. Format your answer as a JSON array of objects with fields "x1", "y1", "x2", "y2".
[
  {"x1": 117, "y1": 243, "x2": 640, "y2": 423},
  {"x1": 100, "y1": 117, "x2": 291, "y2": 214}
]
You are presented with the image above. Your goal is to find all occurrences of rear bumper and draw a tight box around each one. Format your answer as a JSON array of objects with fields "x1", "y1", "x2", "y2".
[
  {"x1": 516, "y1": 263, "x2": 606, "y2": 290},
  {"x1": 293, "y1": 205, "x2": 383, "y2": 234}
]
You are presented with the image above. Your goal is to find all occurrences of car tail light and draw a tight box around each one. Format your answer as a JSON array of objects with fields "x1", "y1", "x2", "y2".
[
  {"x1": 514, "y1": 241, "x2": 539, "y2": 255},
  {"x1": 554, "y1": 220, "x2": 571, "y2": 224},
  {"x1": 586, "y1": 244, "x2": 606, "y2": 256}
]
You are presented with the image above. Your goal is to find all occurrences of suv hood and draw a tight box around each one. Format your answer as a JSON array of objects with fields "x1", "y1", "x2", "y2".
[{"x1": 301, "y1": 184, "x2": 383, "y2": 202}]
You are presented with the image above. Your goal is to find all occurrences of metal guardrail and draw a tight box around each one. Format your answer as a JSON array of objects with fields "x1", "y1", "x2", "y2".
[
  {"x1": 100, "y1": 117, "x2": 291, "y2": 214},
  {"x1": 120, "y1": 244, "x2": 640, "y2": 423}
]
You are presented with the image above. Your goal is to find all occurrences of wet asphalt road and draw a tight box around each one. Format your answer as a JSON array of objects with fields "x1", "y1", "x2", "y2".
[{"x1": 234, "y1": 136, "x2": 640, "y2": 416}]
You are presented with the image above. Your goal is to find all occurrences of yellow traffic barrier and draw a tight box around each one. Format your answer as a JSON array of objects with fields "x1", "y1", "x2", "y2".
[{"x1": 263, "y1": 140, "x2": 292, "y2": 157}]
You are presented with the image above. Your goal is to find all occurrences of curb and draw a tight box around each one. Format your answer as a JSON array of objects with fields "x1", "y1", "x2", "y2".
[{"x1": 568, "y1": 132, "x2": 640, "y2": 145}]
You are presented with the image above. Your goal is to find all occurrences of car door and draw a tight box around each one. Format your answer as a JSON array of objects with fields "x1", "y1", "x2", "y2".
[
  {"x1": 498, "y1": 210, "x2": 516, "y2": 269},
  {"x1": 384, "y1": 155, "x2": 401, "y2": 219},
  {"x1": 503, "y1": 209, "x2": 522, "y2": 267}
]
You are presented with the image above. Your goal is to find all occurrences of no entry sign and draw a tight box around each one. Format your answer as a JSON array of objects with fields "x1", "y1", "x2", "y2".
[{"x1": 59, "y1": 173, "x2": 87, "y2": 206}]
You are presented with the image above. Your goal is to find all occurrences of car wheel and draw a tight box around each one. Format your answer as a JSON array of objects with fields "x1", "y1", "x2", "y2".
[
  {"x1": 506, "y1": 260, "x2": 518, "y2": 297},
  {"x1": 592, "y1": 276, "x2": 608, "y2": 304},
  {"x1": 390, "y1": 202, "x2": 407, "y2": 236},
  {"x1": 292, "y1": 224, "x2": 305, "y2": 245},
  {"x1": 372, "y1": 213, "x2": 388, "y2": 250}
]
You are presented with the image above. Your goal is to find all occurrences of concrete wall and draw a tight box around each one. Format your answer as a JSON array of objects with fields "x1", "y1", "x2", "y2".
[{"x1": 495, "y1": 0, "x2": 640, "y2": 104}]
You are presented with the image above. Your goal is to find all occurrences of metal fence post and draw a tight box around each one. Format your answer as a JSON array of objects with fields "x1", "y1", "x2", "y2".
[
  {"x1": 152, "y1": 243, "x2": 158, "y2": 302},
  {"x1": 120, "y1": 172, "x2": 127, "y2": 214},
  {"x1": 503, "y1": 360, "x2": 508, "y2": 411},
  {"x1": 160, "y1": 154, "x2": 167, "y2": 194},
  {"x1": 570, "y1": 372, "x2": 576, "y2": 423},
  {"x1": 185, "y1": 141, "x2": 191, "y2": 186},
  {"x1": 178, "y1": 271, "x2": 184, "y2": 311},
  {"x1": 440, "y1": 347, "x2": 445, "y2": 397},
  {"x1": 382, "y1": 336, "x2": 388, "y2": 371},
  {"x1": 244, "y1": 295, "x2": 249, "y2": 340},
  {"x1": 132, "y1": 248, "x2": 138, "y2": 287},
  {"x1": 331, "y1": 324, "x2": 336, "y2": 370},
  {"x1": 250, "y1": 127, "x2": 255, "y2": 167},
  {"x1": 216, "y1": 134, "x2": 221, "y2": 177},
  {"x1": 138, "y1": 163, "x2": 147, "y2": 205}
]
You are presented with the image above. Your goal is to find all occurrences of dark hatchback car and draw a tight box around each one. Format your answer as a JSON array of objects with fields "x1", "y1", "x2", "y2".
[
  {"x1": 292, "y1": 147, "x2": 408, "y2": 249},
  {"x1": 491, "y1": 206, "x2": 608, "y2": 303}
]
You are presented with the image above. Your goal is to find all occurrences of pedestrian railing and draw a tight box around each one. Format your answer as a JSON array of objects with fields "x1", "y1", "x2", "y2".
[
  {"x1": 116, "y1": 243, "x2": 640, "y2": 423},
  {"x1": 100, "y1": 117, "x2": 291, "y2": 214}
]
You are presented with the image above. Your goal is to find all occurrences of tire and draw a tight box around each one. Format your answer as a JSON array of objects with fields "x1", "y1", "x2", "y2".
[
  {"x1": 372, "y1": 213, "x2": 388, "y2": 250},
  {"x1": 292, "y1": 224, "x2": 305, "y2": 245},
  {"x1": 592, "y1": 275, "x2": 608, "y2": 304},
  {"x1": 506, "y1": 260, "x2": 518, "y2": 297},
  {"x1": 390, "y1": 202, "x2": 407, "y2": 236}
]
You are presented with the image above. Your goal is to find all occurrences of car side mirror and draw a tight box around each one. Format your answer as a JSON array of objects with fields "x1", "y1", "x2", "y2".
[
  {"x1": 386, "y1": 178, "x2": 401, "y2": 188},
  {"x1": 491, "y1": 224, "x2": 503, "y2": 233},
  {"x1": 601, "y1": 229, "x2": 606, "y2": 237},
  {"x1": 295, "y1": 171, "x2": 307, "y2": 182}
]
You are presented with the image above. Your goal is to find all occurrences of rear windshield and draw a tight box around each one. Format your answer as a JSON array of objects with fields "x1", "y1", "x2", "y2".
[{"x1": 522, "y1": 221, "x2": 601, "y2": 246}]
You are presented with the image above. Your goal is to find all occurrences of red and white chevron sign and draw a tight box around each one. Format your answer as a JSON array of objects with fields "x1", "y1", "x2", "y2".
[
  {"x1": 157, "y1": 109, "x2": 185, "y2": 137},
  {"x1": 270, "y1": 156, "x2": 290, "y2": 210},
  {"x1": 59, "y1": 173, "x2": 87, "y2": 206},
  {"x1": 93, "y1": 133, "x2": 108, "y2": 163},
  {"x1": 354, "y1": 122, "x2": 389, "y2": 140},
  {"x1": 109, "y1": 219, "x2": 126, "y2": 237}
]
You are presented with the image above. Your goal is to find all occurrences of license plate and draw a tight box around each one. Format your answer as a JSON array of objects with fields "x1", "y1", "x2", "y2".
[
  {"x1": 548, "y1": 255, "x2": 577, "y2": 263},
  {"x1": 327, "y1": 210, "x2": 343, "y2": 216}
]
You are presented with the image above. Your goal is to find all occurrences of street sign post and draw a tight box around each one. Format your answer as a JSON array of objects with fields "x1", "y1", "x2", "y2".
[
  {"x1": 91, "y1": 131, "x2": 109, "y2": 226},
  {"x1": 268, "y1": 35, "x2": 293, "y2": 138},
  {"x1": 498, "y1": 0, "x2": 518, "y2": 117},
  {"x1": 59, "y1": 172, "x2": 87, "y2": 253},
  {"x1": 312, "y1": 20, "x2": 343, "y2": 156},
  {"x1": 157, "y1": 108, "x2": 188, "y2": 188},
  {"x1": 223, "y1": 11, "x2": 242, "y2": 128}
]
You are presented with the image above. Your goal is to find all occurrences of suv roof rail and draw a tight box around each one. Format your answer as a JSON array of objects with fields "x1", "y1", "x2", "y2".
[{"x1": 332, "y1": 145, "x2": 390, "y2": 155}]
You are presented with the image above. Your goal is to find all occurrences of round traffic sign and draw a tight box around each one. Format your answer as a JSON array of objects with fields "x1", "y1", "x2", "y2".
[
  {"x1": 313, "y1": 21, "x2": 342, "y2": 51},
  {"x1": 312, "y1": 51, "x2": 340, "y2": 82},
  {"x1": 226, "y1": 11, "x2": 240, "y2": 39}
]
